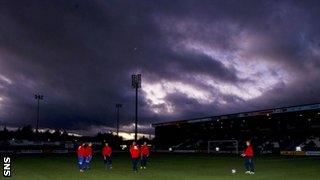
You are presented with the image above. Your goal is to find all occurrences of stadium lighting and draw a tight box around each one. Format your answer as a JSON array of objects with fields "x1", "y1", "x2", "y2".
[
  {"x1": 115, "y1": 104, "x2": 122, "y2": 136},
  {"x1": 34, "y1": 93, "x2": 44, "y2": 133},
  {"x1": 295, "y1": 146, "x2": 302, "y2": 152},
  {"x1": 131, "y1": 74, "x2": 141, "y2": 141}
]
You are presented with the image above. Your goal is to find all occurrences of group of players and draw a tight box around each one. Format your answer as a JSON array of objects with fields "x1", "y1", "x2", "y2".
[
  {"x1": 77, "y1": 140, "x2": 254, "y2": 174},
  {"x1": 76, "y1": 142, "x2": 93, "y2": 172},
  {"x1": 77, "y1": 141, "x2": 150, "y2": 173}
]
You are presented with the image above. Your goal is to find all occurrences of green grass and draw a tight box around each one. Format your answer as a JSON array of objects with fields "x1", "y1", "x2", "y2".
[{"x1": 8, "y1": 153, "x2": 320, "y2": 180}]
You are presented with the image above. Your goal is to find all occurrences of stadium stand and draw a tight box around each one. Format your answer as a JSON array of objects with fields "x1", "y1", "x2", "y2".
[{"x1": 153, "y1": 103, "x2": 320, "y2": 154}]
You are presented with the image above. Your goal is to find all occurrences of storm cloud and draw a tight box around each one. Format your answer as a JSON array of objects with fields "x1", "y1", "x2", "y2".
[{"x1": 0, "y1": 0, "x2": 319, "y2": 134}]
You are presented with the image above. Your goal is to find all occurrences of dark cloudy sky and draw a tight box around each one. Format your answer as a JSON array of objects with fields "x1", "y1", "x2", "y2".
[{"x1": 0, "y1": 0, "x2": 319, "y2": 134}]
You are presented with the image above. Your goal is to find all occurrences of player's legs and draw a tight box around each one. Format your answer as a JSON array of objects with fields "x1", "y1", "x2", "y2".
[
  {"x1": 141, "y1": 156, "x2": 147, "y2": 169},
  {"x1": 104, "y1": 156, "x2": 110, "y2": 169},
  {"x1": 85, "y1": 156, "x2": 92, "y2": 169},
  {"x1": 78, "y1": 156, "x2": 84, "y2": 172},
  {"x1": 144, "y1": 156, "x2": 148, "y2": 168},
  {"x1": 132, "y1": 158, "x2": 138, "y2": 172},
  {"x1": 249, "y1": 158, "x2": 254, "y2": 173},
  {"x1": 82, "y1": 157, "x2": 87, "y2": 170},
  {"x1": 244, "y1": 157, "x2": 250, "y2": 173},
  {"x1": 134, "y1": 158, "x2": 137, "y2": 171},
  {"x1": 140, "y1": 156, "x2": 144, "y2": 169},
  {"x1": 107, "y1": 156, "x2": 112, "y2": 169},
  {"x1": 104, "y1": 156, "x2": 108, "y2": 169}
]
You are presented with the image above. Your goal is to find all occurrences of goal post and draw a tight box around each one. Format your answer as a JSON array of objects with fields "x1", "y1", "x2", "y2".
[{"x1": 207, "y1": 140, "x2": 239, "y2": 154}]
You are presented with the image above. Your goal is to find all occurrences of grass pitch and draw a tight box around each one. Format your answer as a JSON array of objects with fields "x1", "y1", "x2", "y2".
[{"x1": 9, "y1": 153, "x2": 320, "y2": 180}]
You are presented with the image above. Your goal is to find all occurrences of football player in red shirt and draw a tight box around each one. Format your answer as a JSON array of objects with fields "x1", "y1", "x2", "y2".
[
  {"x1": 130, "y1": 141, "x2": 140, "y2": 172},
  {"x1": 85, "y1": 142, "x2": 93, "y2": 169},
  {"x1": 102, "y1": 143, "x2": 112, "y2": 169},
  {"x1": 77, "y1": 143, "x2": 86, "y2": 172},
  {"x1": 241, "y1": 140, "x2": 254, "y2": 174},
  {"x1": 140, "y1": 142, "x2": 150, "y2": 169}
]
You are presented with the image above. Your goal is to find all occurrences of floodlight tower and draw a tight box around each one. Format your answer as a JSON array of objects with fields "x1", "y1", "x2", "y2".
[
  {"x1": 131, "y1": 74, "x2": 141, "y2": 141},
  {"x1": 115, "y1": 103, "x2": 122, "y2": 136},
  {"x1": 34, "y1": 93, "x2": 44, "y2": 133}
]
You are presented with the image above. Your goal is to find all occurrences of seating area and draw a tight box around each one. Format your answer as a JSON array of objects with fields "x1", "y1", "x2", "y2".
[{"x1": 154, "y1": 109, "x2": 320, "y2": 153}]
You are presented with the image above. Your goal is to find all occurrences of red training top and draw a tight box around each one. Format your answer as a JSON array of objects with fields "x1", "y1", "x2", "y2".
[
  {"x1": 130, "y1": 145, "x2": 140, "y2": 158},
  {"x1": 85, "y1": 146, "x2": 93, "y2": 157},
  {"x1": 141, "y1": 145, "x2": 150, "y2": 156},
  {"x1": 77, "y1": 145, "x2": 86, "y2": 157},
  {"x1": 102, "y1": 146, "x2": 112, "y2": 156},
  {"x1": 244, "y1": 145, "x2": 254, "y2": 157}
]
